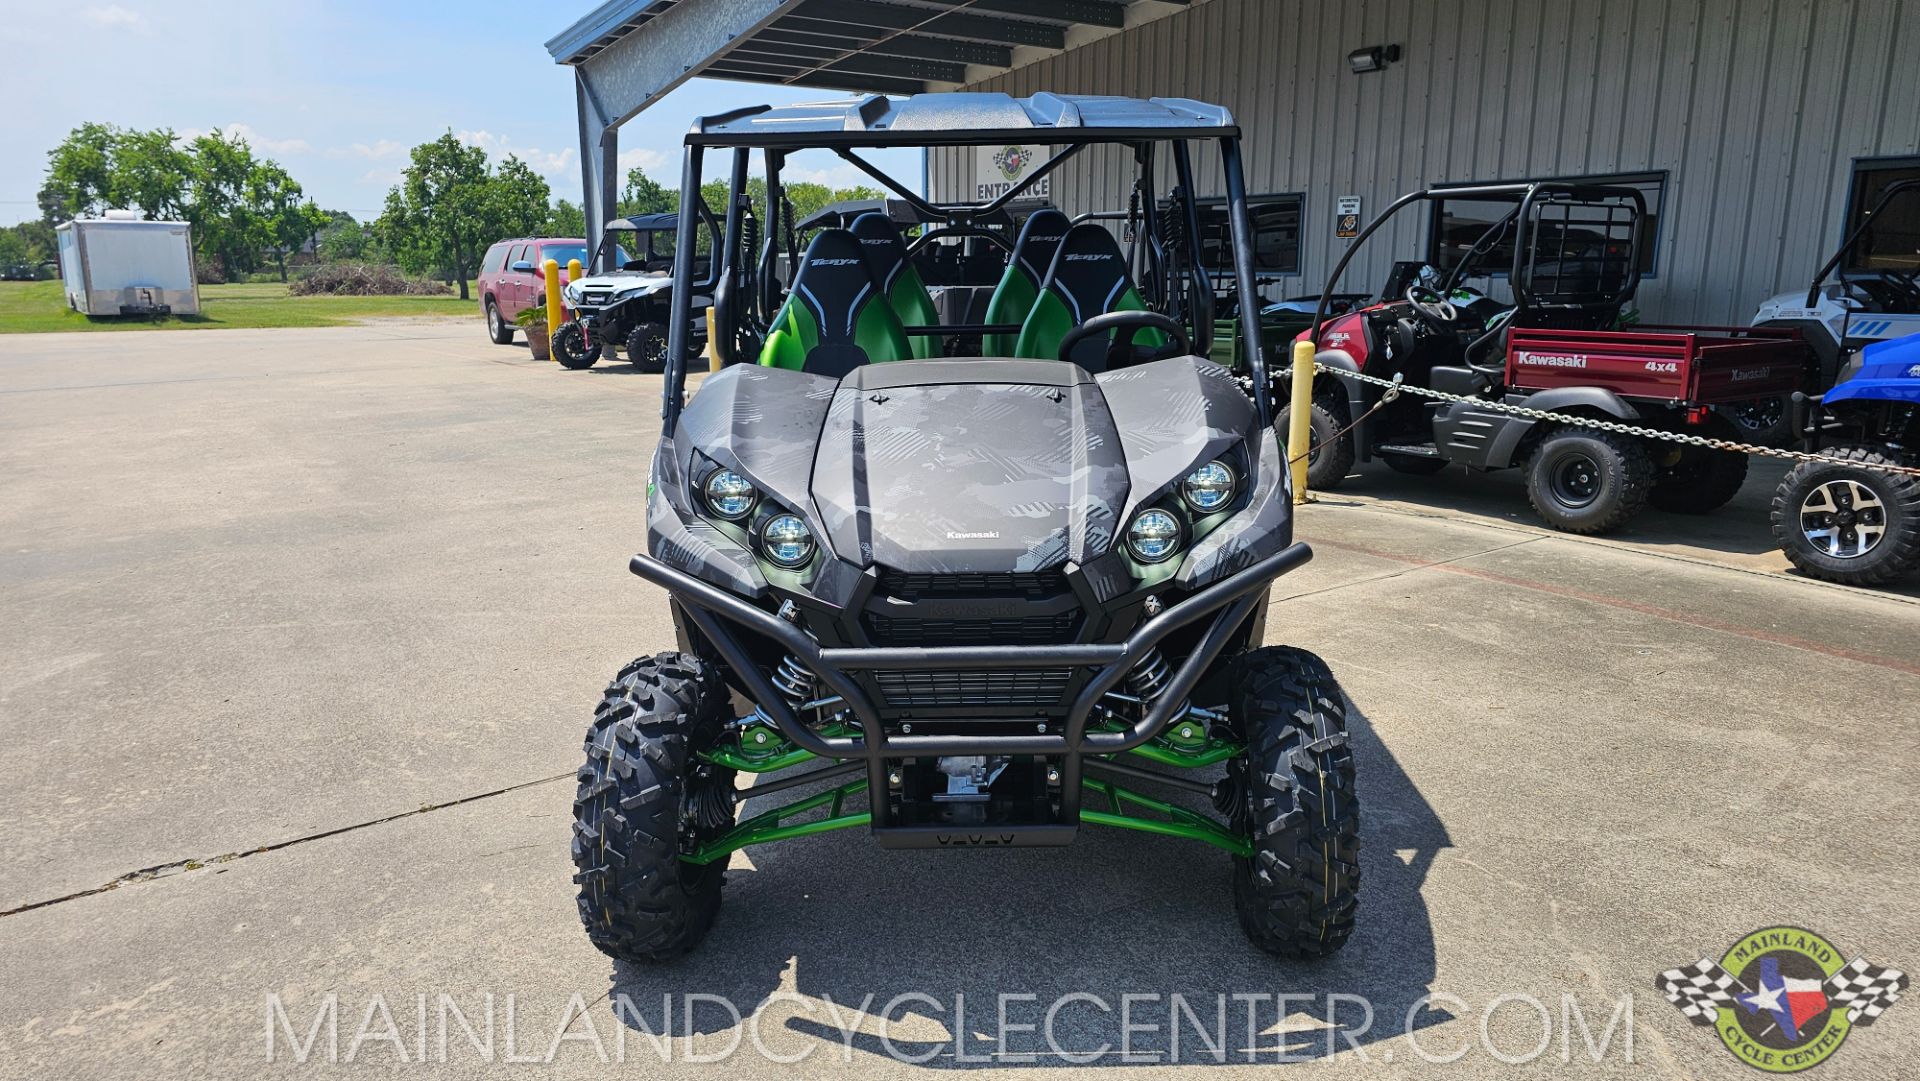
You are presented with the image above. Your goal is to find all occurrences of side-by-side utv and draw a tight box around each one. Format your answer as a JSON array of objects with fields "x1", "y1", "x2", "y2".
[
  {"x1": 1752, "y1": 178, "x2": 1920, "y2": 415},
  {"x1": 1294, "y1": 184, "x2": 1810, "y2": 533},
  {"x1": 552, "y1": 212, "x2": 716, "y2": 372},
  {"x1": 571, "y1": 93, "x2": 1359, "y2": 962}
]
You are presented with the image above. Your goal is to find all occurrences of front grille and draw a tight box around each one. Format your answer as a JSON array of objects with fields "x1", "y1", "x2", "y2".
[
  {"x1": 866, "y1": 611, "x2": 1080, "y2": 646},
  {"x1": 873, "y1": 668, "x2": 1074, "y2": 709},
  {"x1": 878, "y1": 569, "x2": 1067, "y2": 601},
  {"x1": 581, "y1": 289, "x2": 612, "y2": 305}
]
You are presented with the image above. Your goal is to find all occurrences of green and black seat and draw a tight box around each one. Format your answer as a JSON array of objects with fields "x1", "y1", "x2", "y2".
[
  {"x1": 981, "y1": 208, "x2": 1071, "y2": 356},
  {"x1": 1013, "y1": 223, "x2": 1167, "y2": 370},
  {"x1": 757, "y1": 228, "x2": 912, "y2": 377},
  {"x1": 848, "y1": 212, "x2": 940, "y2": 359}
]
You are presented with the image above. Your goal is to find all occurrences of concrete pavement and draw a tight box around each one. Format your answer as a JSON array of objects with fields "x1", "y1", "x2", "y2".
[{"x1": 1, "y1": 323, "x2": 1914, "y2": 1079}]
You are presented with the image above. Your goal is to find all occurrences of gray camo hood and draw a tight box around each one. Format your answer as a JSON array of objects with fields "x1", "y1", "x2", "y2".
[{"x1": 652, "y1": 355, "x2": 1268, "y2": 584}]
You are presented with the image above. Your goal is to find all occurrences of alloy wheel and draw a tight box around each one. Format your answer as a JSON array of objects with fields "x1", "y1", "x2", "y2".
[{"x1": 1800, "y1": 479, "x2": 1887, "y2": 558}]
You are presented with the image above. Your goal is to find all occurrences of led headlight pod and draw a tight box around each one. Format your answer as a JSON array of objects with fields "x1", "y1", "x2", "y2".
[
  {"x1": 1182, "y1": 460, "x2": 1236, "y2": 513},
  {"x1": 759, "y1": 513, "x2": 815, "y2": 568},
  {"x1": 703, "y1": 469, "x2": 758, "y2": 520},
  {"x1": 1126, "y1": 508, "x2": 1183, "y2": 564}
]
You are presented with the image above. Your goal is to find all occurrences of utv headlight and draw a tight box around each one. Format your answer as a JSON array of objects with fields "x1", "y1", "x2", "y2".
[
  {"x1": 1125, "y1": 508, "x2": 1183, "y2": 564},
  {"x1": 703, "y1": 469, "x2": 758, "y2": 520},
  {"x1": 1181, "y1": 460, "x2": 1236, "y2": 513},
  {"x1": 759, "y1": 513, "x2": 815, "y2": 568},
  {"x1": 562, "y1": 282, "x2": 583, "y2": 304}
]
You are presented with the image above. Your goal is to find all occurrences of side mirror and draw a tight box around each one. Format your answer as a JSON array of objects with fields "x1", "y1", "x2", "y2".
[{"x1": 510, "y1": 260, "x2": 535, "y2": 273}]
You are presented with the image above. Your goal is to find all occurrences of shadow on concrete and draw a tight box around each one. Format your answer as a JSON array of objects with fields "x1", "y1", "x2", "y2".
[
  {"x1": 602, "y1": 694, "x2": 1452, "y2": 1066},
  {"x1": 1325, "y1": 460, "x2": 1920, "y2": 597}
]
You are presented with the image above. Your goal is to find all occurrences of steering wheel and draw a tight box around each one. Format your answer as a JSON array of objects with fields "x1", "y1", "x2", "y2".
[
  {"x1": 1057, "y1": 310, "x2": 1193, "y2": 370},
  {"x1": 1405, "y1": 284, "x2": 1460, "y2": 327}
]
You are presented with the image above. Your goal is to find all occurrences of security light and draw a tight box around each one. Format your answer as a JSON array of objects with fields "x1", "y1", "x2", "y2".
[{"x1": 1348, "y1": 44, "x2": 1402, "y2": 73}]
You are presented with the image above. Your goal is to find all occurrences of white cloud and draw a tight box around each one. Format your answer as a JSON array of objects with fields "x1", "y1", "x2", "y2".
[
  {"x1": 359, "y1": 168, "x2": 405, "y2": 187},
  {"x1": 176, "y1": 122, "x2": 311, "y2": 157},
  {"x1": 455, "y1": 130, "x2": 575, "y2": 176},
  {"x1": 83, "y1": 4, "x2": 142, "y2": 27},
  {"x1": 340, "y1": 139, "x2": 403, "y2": 160},
  {"x1": 784, "y1": 161, "x2": 882, "y2": 189},
  {"x1": 617, "y1": 147, "x2": 667, "y2": 175}
]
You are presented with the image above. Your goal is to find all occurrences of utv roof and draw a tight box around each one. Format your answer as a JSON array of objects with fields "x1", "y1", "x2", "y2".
[
  {"x1": 608, "y1": 212, "x2": 679, "y2": 231},
  {"x1": 690, "y1": 92, "x2": 1237, "y2": 149}
]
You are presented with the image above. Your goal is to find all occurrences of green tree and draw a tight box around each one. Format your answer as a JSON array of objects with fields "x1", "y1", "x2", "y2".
[
  {"x1": 619, "y1": 167, "x2": 675, "y2": 216},
  {"x1": 109, "y1": 127, "x2": 191, "y2": 220},
  {"x1": 316, "y1": 212, "x2": 370, "y2": 262},
  {"x1": 376, "y1": 135, "x2": 554, "y2": 299},
  {"x1": 0, "y1": 231, "x2": 30, "y2": 268},
  {"x1": 489, "y1": 156, "x2": 552, "y2": 240},
  {"x1": 247, "y1": 162, "x2": 325, "y2": 282},
  {"x1": 39, "y1": 122, "x2": 117, "y2": 222},
  {"x1": 184, "y1": 129, "x2": 261, "y2": 278},
  {"x1": 5, "y1": 221, "x2": 57, "y2": 265},
  {"x1": 547, "y1": 199, "x2": 586, "y2": 237}
]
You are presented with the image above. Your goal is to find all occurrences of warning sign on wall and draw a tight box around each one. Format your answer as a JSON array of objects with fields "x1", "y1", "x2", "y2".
[{"x1": 1335, "y1": 195, "x2": 1363, "y2": 239}]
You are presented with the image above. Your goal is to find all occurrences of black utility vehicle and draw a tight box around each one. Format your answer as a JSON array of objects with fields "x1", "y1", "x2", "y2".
[{"x1": 572, "y1": 93, "x2": 1358, "y2": 962}]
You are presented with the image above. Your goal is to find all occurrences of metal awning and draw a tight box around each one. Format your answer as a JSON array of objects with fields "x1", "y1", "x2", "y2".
[
  {"x1": 548, "y1": 0, "x2": 1194, "y2": 269},
  {"x1": 548, "y1": 0, "x2": 1190, "y2": 97}
]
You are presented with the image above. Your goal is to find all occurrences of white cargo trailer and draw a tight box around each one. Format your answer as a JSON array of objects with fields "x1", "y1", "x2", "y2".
[{"x1": 56, "y1": 212, "x2": 200, "y2": 317}]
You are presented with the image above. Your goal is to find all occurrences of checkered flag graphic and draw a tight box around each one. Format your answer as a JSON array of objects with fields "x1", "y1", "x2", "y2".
[
  {"x1": 1658, "y1": 959, "x2": 1741, "y2": 1025},
  {"x1": 1824, "y1": 959, "x2": 1908, "y2": 1025}
]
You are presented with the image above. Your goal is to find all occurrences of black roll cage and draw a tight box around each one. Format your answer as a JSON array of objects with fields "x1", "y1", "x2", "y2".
[
  {"x1": 1805, "y1": 176, "x2": 1920, "y2": 307},
  {"x1": 657, "y1": 126, "x2": 1272, "y2": 437},
  {"x1": 1311, "y1": 181, "x2": 1647, "y2": 344}
]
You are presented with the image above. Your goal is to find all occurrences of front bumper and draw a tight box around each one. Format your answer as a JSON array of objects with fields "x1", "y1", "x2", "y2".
[{"x1": 629, "y1": 541, "x2": 1312, "y2": 841}]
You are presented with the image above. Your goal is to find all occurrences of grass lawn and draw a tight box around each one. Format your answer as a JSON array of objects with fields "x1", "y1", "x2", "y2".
[{"x1": 0, "y1": 279, "x2": 481, "y2": 333}]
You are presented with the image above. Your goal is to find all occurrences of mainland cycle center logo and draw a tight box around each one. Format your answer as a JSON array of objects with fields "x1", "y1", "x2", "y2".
[{"x1": 1657, "y1": 926, "x2": 1906, "y2": 1073}]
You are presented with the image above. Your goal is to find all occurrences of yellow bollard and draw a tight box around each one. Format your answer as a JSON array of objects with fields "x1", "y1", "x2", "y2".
[
  {"x1": 543, "y1": 258, "x2": 563, "y2": 358},
  {"x1": 707, "y1": 307, "x2": 721, "y2": 372},
  {"x1": 566, "y1": 258, "x2": 584, "y2": 354},
  {"x1": 1287, "y1": 339, "x2": 1316, "y2": 505}
]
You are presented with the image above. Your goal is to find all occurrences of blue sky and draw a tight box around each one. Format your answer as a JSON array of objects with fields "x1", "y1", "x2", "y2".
[{"x1": 1, "y1": 1, "x2": 922, "y2": 226}]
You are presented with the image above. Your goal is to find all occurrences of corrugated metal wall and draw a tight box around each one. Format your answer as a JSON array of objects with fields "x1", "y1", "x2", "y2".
[{"x1": 929, "y1": 0, "x2": 1920, "y2": 323}]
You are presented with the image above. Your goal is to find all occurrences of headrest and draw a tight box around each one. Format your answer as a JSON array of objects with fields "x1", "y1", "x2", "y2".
[
  {"x1": 1039, "y1": 223, "x2": 1133, "y2": 324},
  {"x1": 847, "y1": 212, "x2": 911, "y2": 291},
  {"x1": 1011, "y1": 209, "x2": 1072, "y2": 283},
  {"x1": 790, "y1": 229, "x2": 880, "y2": 341}
]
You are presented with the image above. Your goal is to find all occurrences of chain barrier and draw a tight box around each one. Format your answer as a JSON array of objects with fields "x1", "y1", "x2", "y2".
[{"x1": 1285, "y1": 363, "x2": 1920, "y2": 478}]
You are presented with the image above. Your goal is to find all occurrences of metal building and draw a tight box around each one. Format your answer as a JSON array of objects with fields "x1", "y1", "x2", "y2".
[{"x1": 550, "y1": 0, "x2": 1920, "y2": 323}]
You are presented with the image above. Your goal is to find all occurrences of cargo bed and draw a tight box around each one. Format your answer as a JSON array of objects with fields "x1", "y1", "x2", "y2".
[{"x1": 1505, "y1": 325, "x2": 1808, "y2": 405}]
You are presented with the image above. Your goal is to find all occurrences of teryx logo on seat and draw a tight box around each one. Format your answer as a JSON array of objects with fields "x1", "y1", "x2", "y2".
[
  {"x1": 810, "y1": 258, "x2": 863, "y2": 267},
  {"x1": 1063, "y1": 253, "x2": 1113, "y2": 262}
]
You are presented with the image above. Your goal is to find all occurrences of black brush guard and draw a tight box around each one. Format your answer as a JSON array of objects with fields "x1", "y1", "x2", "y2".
[{"x1": 630, "y1": 542, "x2": 1312, "y2": 846}]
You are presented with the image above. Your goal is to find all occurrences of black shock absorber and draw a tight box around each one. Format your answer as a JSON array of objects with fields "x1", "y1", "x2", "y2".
[{"x1": 1126, "y1": 647, "x2": 1189, "y2": 719}]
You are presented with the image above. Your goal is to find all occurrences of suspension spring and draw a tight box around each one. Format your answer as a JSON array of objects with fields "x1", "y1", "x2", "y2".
[
  {"x1": 1127, "y1": 647, "x2": 1173, "y2": 701},
  {"x1": 770, "y1": 653, "x2": 815, "y2": 711}
]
